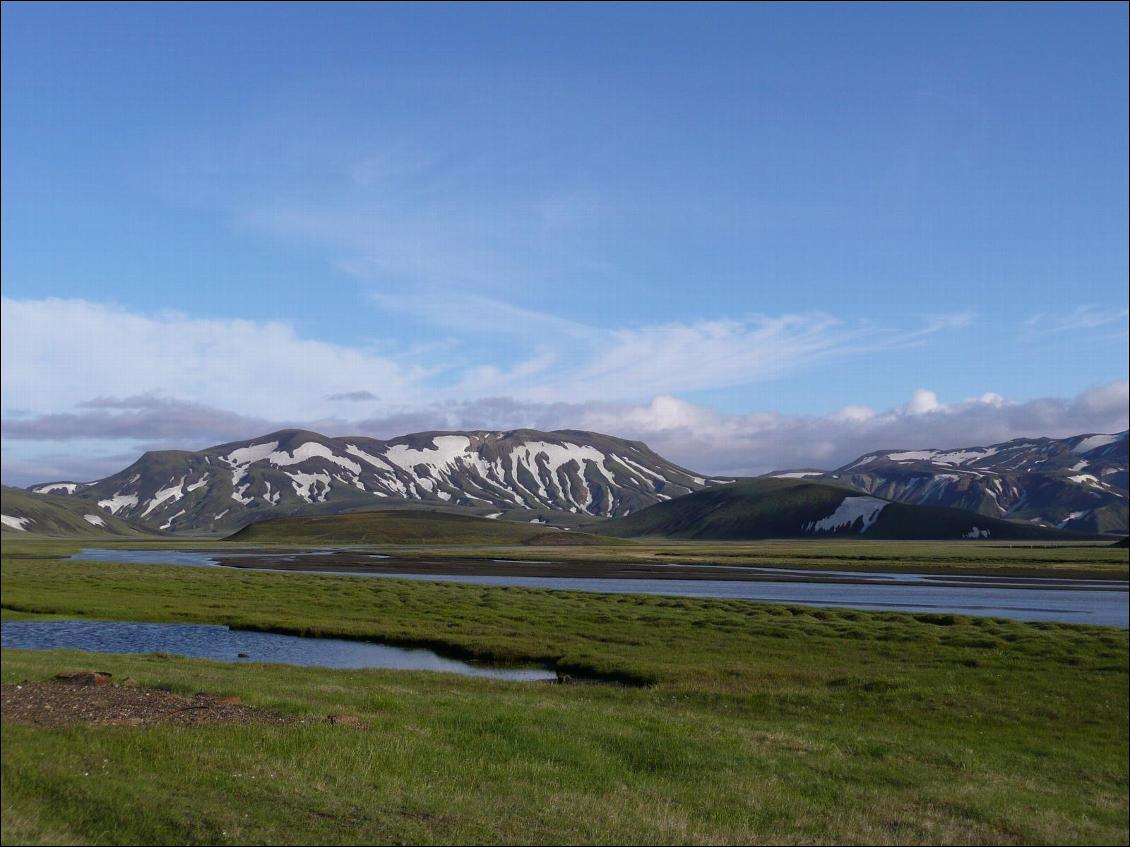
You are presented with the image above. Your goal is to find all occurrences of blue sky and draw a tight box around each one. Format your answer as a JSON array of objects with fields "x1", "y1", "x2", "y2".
[{"x1": 2, "y1": 2, "x2": 1127, "y2": 483}]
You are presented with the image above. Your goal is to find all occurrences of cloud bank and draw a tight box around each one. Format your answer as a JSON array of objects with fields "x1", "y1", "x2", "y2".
[
  {"x1": 3, "y1": 382, "x2": 1125, "y2": 486},
  {"x1": 3, "y1": 296, "x2": 1125, "y2": 486}
]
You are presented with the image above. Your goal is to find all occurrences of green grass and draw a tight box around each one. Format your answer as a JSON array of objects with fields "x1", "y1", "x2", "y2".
[{"x1": 2, "y1": 538, "x2": 1127, "y2": 844}]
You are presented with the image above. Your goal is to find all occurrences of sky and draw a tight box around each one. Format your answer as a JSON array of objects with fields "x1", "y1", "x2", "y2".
[{"x1": 2, "y1": 2, "x2": 1127, "y2": 485}]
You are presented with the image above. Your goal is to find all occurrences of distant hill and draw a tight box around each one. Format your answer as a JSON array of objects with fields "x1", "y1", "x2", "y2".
[
  {"x1": 36, "y1": 428, "x2": 729, "y2": 533},
  {"x1": 593, "y1": 479, "x2": 1088, "y2": 541},
  {"x1": 764, "y1": 431, "x2": 1128, "y2": 535},
  {"x1": 1, "y1": 486, "x2": 153, "y2": 538},
  {"x1": 226, "y1": 509, "x2": 618, "y2": 546}
]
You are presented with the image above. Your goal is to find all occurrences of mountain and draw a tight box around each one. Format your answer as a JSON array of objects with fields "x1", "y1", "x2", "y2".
[
  {"x1": 594, "y1": 479, "x2": 1087, "y2": 541},
  {"x1": 45, "y1": 428, "x2": 729, "y2": 533},
  {"x1": 765, "y1": 431, "x2": 1128, "y2": 535},
  {"x1": 1, "y1": 486, "x2": 153, "y2": 537},
  {"x1": 227, "y1": 509, "x2": 616, "y2": 546}
]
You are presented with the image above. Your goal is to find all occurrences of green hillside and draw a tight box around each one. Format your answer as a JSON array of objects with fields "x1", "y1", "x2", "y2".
[
  {"x1": 1, "y1": 487, "x2": 153, "y2": 538},
  {"x1": 594, "y1": 479, "x2": 1085, "y2": 541},
  {"x1": 227, "y1": 509, "x2": 617, "y2": 546}
]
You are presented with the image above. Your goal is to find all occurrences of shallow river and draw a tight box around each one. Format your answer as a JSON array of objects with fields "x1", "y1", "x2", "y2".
[
  {"x1": 68, "y1": 549, "x2": 1130, "y2": 628},
  {"x1": 0, "y1": 620, "x2": 557, "y2": 681}
]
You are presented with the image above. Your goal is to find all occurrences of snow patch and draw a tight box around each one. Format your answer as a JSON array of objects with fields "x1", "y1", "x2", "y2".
[
  {"x1": 1068, "y1": 474, "x2": 1105, "y2": 488},
  {"x1": 225, "y1": 441, "x2": 279, "y2": 466},
  {"x1": 159, "y1": 510, "x2": 187, "y2": 531},
  {"x1": 1057, "y1": 510, "x2": 1090, "y2": 528},
  {"x1": 268, "y1": 442, "x2": 362, "y2": 474},
  {"x1": 963, "y1": 527, "x2": 991, "y2": 539},
  {"x1": 384, "y1": 436, "x2": 473, "y2": 476},
  {"x1": 288, "y1": 471, "x2": 331, "y2": 502},
  {"x1": 1072, "y1": 433, "x2": 1122, "y2": 454},
  {"x1": 345, "y1": 444, "x2": 395, "y2": 471},
  {"x1": 82, "y1": 514, "x2": 107, "y2": 527},
  {"x1": 805, "y1": 496, "x2": 888, "y2": 534},
  {"x1": 142, "y1": 478, "x2": 185, "y2": 517},
  {"x1": 886, "y1": 451, "x2": 935, "y2": 462},
  {"x1": 186, "y1": 475, "x2": 209, "y2": 493},
  {"x1": 32, "y1": 483, "x2": 80, "y2": 495},
  {"x1": 1, "y1": 514, "x2": 33, "y2": 531},
  {"x1": 98, "y1": 493, "x2": 139, "y2": 515}
]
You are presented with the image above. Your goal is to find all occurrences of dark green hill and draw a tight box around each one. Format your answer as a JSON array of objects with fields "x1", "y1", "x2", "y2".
[
  {"x1": 226, "y1": 509, "x2": 617, "y2": 546},
  {"x1": 1, "y1": 487, "x2": 153, "y2": 537},
  {"x1": 593, "y1": 480, "x2": 1085, "y2": 541}
]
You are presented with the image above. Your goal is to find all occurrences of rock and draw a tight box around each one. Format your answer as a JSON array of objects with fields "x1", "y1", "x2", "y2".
[
  {"x1": 237, "y1": 653, "x2": 250, "y2": 658},
  {"x1": 121, "y1": 677, "x2": 139, "y2": 688},
  {"x1": 54, "y1": 671, "x2": 113, "y2": 686},
  {"x1": 326, "y1": 714, "x2": 366, "y2": 729}
]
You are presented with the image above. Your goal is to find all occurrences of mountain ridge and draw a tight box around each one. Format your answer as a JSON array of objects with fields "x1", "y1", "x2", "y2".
[
  {"x1": 765, "y1": 430, "x2": 1128, "y2": 535},
  {"x1": 593, "y1": 479, "x2": 1093, "y2": 541},
  {"x1": 36, "y1": 428, "x2": 730, "y2": 533}
]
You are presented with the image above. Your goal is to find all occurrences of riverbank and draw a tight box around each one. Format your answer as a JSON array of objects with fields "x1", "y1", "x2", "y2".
[{"x1": 10, "y1": 536, "x2": 1128, "y2": 580}]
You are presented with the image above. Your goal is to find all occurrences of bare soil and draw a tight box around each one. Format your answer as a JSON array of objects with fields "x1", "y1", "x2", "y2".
[{"x1": 1, "y1": 679, "x2": 298, "y2": 727}]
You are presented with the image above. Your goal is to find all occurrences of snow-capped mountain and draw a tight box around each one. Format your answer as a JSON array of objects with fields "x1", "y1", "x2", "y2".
[
  {"x1": 48, "y1": 429, "x2": 729, "y2": 533},
  {"x1": 767, "y1": 431, "x2": 1128, "y2": 534}
]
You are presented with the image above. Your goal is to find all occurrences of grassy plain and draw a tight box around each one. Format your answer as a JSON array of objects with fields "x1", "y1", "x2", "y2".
[{"x1": 1, "y1": 537, "x2": 1127, "y2": 844}]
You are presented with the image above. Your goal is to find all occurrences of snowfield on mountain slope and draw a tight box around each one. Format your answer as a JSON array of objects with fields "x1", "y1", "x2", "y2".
[
  {"x1": 59, "y1": 429, "x2": 721, "y2": 532},
  {"x1": 805, "y1": 496, "x2": 888, "y2": 534},
  {"x1": 767, "y1": 430, "x2": 1128, "y2": 536},
  {"x1": 30, "y1": 427, "x2": 1128, "y2": 536}
]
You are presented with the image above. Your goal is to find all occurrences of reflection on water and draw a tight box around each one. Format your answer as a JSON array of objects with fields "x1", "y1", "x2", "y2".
[{"x1": 1, "y1": 620, "x2": 557, "y2": 681}]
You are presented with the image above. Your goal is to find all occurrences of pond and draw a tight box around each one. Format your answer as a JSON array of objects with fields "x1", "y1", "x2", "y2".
[{"x1": 0, "y1": 620, "x2": 558, "y2": 681}]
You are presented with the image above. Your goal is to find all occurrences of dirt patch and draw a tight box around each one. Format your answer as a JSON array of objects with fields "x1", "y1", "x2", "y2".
[{"x1": 1, "y1": 680, "x2": 298, "y2": 728}]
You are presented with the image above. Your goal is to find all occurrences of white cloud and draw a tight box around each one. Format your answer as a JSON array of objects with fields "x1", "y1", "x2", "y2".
[
  {"x1": 585, "y1": 382, "x2": 1130, "y2": 476},
  {"x1": 905, "y1": 388, "x2": 940, "y2": 415},
  {"x1": 3, "y1": 381, "x2": 1126, "y2": 486},
  {"x1": 4, "y1": 295, "x2": 1123, "y2": 486},
  {"x1": 2, "y1": 295, "x2": 972, "y2": 416},
  {"x1": 0, "y1": 297, "x2": 428, "y2": 421}
]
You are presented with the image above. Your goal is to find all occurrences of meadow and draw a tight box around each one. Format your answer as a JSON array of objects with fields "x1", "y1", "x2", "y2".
[{"x1": 2, "y1": 537, "x2": 1128, "y2": 844}]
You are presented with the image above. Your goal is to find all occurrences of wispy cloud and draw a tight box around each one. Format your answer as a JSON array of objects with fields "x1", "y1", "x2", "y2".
[
  {"x1": 1023, "y1": 304, "x2": 1130, "y2": 339},
  {"x1": 325, "y1": 391, "x2": 381, "y2": 402},
  {"x1": 1, "y1": 395, "x2": 277, "y2": 444},
  {"x1": 2, "y1": 295, "x2": 974, "y2": 418}
]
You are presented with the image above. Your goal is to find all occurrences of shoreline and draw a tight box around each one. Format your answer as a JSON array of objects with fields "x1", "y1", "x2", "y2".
[{"x1": 216, "y1": 554, "x2": 1130, "y2": 591}]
